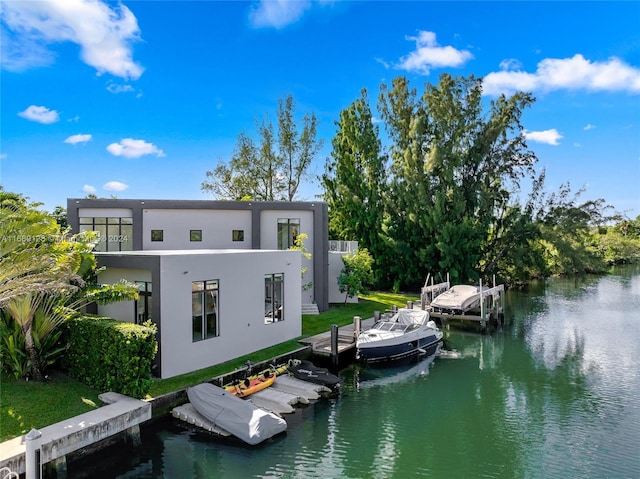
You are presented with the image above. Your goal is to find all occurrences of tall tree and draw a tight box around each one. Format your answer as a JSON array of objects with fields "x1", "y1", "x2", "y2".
[
  {"x1": 378, "y1": 74, "x2": 537, "y2": 287},
  {"x1": 278, "y1": 95, "x2": 323, "y2": 201},
  {"x1": 323, "y1": 89, "x2": 389, "y2": 284},
  {"x1": 202, "y1": 95, "x2": 322, "y2": 201}
]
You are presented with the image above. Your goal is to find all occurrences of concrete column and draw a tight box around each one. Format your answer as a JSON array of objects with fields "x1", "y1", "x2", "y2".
[{"x1": 25, "y1": 428, "x2": 41, "y2": 479}]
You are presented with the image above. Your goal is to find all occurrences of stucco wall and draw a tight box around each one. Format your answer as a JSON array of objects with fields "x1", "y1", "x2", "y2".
[
  {"x1": 328, "y1": 251, "x2": 358, "y2": 304},
  {"x1": 142, "y1": 209, "x2": 252, "y2": 250},
  {"x1": 97, "y1": 268, "x2": 152, "y2": 322},
  {"x1": 259, "y1": 209, "x2": 314, "y2": 304},
  {"x1": 158, "y1": 250, "x2": 301, "y2": 378}
]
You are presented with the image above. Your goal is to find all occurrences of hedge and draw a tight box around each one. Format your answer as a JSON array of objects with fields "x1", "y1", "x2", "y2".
[{"x1": 61, "y1": 315, "x2": 158, "y2": 398}]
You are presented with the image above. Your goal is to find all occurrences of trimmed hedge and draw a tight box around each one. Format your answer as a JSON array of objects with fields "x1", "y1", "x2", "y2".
[{"x1": 61, "y1": 315, "x2": 158, "y2": 398}]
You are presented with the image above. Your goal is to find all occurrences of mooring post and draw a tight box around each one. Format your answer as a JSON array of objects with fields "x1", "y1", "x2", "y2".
[
  {"x1": 353, "y1": 316, "x2": 361, "y2": 341},
  {"x1": 407, "y1": 300, "x2": 413, "y2": 309},
  {"x1": 331, "y1": 324, "x2": 339, "y2": 367},
  {"x1": 479, "y1": 278, "x2": 486, "y2": 329},
  {"x1": 25, "y1": 428, "x2": 42, "y2": 479}
]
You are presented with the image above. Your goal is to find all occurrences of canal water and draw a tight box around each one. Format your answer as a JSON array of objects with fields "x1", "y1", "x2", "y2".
[{"x1": 70, "y1": 266, "x2": 640, "y2": 478}]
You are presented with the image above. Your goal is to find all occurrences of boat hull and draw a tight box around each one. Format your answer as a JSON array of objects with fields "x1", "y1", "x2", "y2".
[{"x1": 357, "y1": 332, "x2": 442, "y2": 363}]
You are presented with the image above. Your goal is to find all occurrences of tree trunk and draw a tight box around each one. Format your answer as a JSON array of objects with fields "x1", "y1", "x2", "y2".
[{"x1": 24, "y1": 325, "x2": 43, "y2": 381}]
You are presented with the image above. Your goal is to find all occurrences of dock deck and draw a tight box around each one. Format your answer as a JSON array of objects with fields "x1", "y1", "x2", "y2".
[{"x1": 299, "y1": 317, "x2": 376, "y2": 357}]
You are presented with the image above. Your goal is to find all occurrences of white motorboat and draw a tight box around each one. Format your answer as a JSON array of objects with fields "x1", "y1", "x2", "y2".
[
  {"x1": 356, "y1": 308, "x2": 443, "y2": 363},
  {"x1": 430, "y1": 284, "x2": 481, "y2": 315}
]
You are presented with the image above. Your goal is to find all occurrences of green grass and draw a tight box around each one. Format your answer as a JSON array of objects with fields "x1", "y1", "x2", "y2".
[
  {"x1": 0, "y1": 292, "x2": 416, "y2": 442},
  {"x1": 0, "y1": 371, "x2": 102, "y2": 442}
]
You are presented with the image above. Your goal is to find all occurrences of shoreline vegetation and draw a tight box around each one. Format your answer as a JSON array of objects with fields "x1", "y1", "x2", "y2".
[{"x1": 0, "y1": 292, "x2": 416, "y2": 442}]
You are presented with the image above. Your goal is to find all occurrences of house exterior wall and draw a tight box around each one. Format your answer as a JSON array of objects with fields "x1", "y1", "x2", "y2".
[
  {"x1": 259, "y1": 209, "x2": 315, "y2": 304},
  {"x1": 158, "y1": 250, "x2": 301, "y2": 378},
  {"x1": 67, "y1": 199, "x2": 329, "y2": 312},
  {"x1": 328, "y1": 251, "x2": 358, "y2": 304},
  {"x1": 97, "y1": 268, "x2": 152, "y2": 322},
  {"x1": 142, "y1": 209, "x2": 252, "y2": 250},
  {"x1": 95, "y1": 250, "x2": 301, "y2": 379}
]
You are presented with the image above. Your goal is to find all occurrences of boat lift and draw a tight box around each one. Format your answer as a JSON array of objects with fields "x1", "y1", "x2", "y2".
[{"x1": 421, "y1": 273, "x2": 505, "y2": 331}]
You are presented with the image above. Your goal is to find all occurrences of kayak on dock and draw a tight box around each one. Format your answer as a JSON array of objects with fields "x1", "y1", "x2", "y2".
[{"x1": 224, "y1": 368, "x2": 278, "y2": 398}]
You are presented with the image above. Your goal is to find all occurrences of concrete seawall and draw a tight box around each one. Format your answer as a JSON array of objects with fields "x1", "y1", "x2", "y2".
[{"x1": 0, "y1": 346, "x2": 312, "y2": 477}]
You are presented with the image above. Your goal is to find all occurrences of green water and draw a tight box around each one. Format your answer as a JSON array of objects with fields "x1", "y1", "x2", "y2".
[{"x1": 71, "y1": 266, "x2": 640, "y2": 478}]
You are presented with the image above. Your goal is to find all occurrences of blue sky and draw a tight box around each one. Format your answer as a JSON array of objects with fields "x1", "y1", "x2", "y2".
[{"x1": 1, "y1": 0, "x2": 639, "y2": 219}]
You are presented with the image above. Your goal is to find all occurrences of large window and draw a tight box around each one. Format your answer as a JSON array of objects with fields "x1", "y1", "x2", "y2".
[
  {"x1": 79, "y1": 217, "x2": 133, "y2": 252},
  {"x1": 192, "y1": 280, "x2": 219, "y2": 342},
  {"x1": 264, "y1": 273, "x2": 284, "y2": 323},
  {"x1": 277, "y1": 218, "x2": 299, "y2": 249},
  {"x1": 135, "y1": 281, "x2": 152, "y2": 324}
]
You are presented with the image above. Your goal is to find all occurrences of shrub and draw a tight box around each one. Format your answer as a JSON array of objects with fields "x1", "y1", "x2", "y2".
[{"x1": 61, "y1": 315, "x2": 157, "y2": 398}]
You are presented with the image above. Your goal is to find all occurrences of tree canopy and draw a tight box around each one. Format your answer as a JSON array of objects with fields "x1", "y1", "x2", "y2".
[
  {"x1": 324, "y1": 74, "x2": 618, "y2": 290},
  {"x1": 202, "y1": 94, "x2": 323, "y2": 201}
]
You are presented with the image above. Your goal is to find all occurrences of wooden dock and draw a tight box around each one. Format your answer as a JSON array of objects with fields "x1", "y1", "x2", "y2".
[{"x1": 299, "y1": 317, "x2": 376, "y2": 360}]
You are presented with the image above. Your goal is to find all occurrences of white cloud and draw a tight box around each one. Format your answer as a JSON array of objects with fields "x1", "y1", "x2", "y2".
[
  {"x1": 107, "y1": 82, "x2": 135, "y2": 94},
  {"x1": 106, "y1": 138, "x2": 166, "y2": 158},
  {"x1": 18, "y1": 105, "x2": 59, "y2": 124},
  {"x1": 483, "y1": 54, "x2": 640, "y2": 96},
  {"x1": 64, "y1": 134, "x2": 92, "y2": 145},
  {"x1": 524, "y1": 129, "x2": 563, "y2": 145},
  {"x1": 0, "y1": 153, "x2": 7, "y2": 160},
  {"x1": 396, "y1": 31, "x2": 473, "y2": 75},
  {"x1": 82, "y1": 184, "x2": 96, "y2": 194},
  {"x1": 67, "y1": 115, "x2": 80, "y2": 122},
  {"x1": 584, "y1": 124, "x2": 596, "y2": 130},
  {"x1": 103, "y1": 181, "x2": 128, "y2": 192},
  {"x1": 249, "y1": 0, "x2": 312, "y2": 29},
  {"x1": 1, "y1": 0, "x2": 144, "y2": 80}
]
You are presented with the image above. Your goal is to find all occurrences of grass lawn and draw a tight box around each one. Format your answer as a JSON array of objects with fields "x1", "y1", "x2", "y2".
[{"x1": 0, "y1": 291, "x2": 416, "y2": 442}]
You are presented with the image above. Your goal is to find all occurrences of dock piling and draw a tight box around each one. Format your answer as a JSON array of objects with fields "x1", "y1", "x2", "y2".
[{"x1": 330, "y1": 324, "x2": 339, "y2": 367}]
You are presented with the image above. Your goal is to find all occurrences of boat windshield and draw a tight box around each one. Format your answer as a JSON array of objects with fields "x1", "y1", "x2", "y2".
[{"x1": 372, "y1": 321, "x2": 410, "y2": 332}]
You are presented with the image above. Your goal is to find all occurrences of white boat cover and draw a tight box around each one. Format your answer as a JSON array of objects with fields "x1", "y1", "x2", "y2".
[
  {"x1": 395, "y1": 309, "x2": 429, "y2": 326},
  {"x1": 431, "y1": 285, "x2": 480, "y2": 310},
  {"x1": 187, "y1": 383, "x2": 287, "y2": 445}
]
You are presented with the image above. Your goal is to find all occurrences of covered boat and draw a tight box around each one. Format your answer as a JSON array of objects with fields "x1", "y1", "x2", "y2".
[
  {"x1": 356, "y1": 308, "x2": 443, "y2": 363},
  {"x1": 187, "y1": 383, "x2": 287, "y2": 445},
  {"x1": 287, "y1": 359, "x2": 340, "y2": 390},
  {"x1": 430, "y1": 284, "x2": 481, "y2": 315}
]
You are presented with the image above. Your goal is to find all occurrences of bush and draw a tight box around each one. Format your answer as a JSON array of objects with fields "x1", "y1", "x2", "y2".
[{"x1": 61, "y1": 315, "x2": 157, "y2": 398}]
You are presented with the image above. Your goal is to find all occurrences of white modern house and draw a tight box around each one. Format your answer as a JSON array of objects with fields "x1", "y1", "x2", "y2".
[
  {"x1": 66, "y1": 199, "x2": 339, "y2": 378},
  {"x1": 96, "y1": 249, "x2": 301, "y2": 378}
]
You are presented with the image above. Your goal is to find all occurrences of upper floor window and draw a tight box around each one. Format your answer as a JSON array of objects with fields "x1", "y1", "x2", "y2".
[
  {"x1": 190, "y1": 230, "x2": 202, "y2": 242},
  {"x1": 232, "y1": 230, "x2": 244, "y2": 242},
  {"x1": 79, "y1": 217, "x2": 132, "y2": 252},
  {"x1": 151, "y1": 230, "x2": 163, "y2": 242},
  {"x1": 192, "y1": 280, "x2": 219, "y2": 341},
  {"x1": 277, "y1": 218, "x2": 299, "y2": 250}
]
